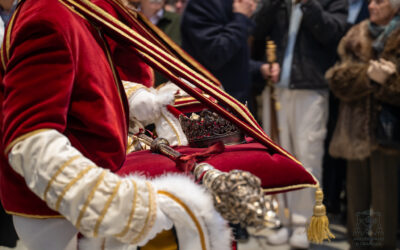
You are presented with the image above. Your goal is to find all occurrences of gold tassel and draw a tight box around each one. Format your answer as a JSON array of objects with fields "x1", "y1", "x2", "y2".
[{"x1": 307, "y1": 188, "x2": 335, "y2": 244}]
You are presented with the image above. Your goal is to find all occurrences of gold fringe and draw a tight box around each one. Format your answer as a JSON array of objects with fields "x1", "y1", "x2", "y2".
[{"x1": 307, "y1": 188, "x2": 335, "y2": 244}]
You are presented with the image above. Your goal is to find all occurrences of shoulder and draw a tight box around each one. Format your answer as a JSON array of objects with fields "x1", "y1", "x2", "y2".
[{"x1": 338, "y1": 20, "x2": 372, "y2": 61}]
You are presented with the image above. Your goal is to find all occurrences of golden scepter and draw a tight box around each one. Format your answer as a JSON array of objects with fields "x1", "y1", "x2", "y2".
[{"x1": 265, "y1": 40, "x2": 292, "y2": 228}]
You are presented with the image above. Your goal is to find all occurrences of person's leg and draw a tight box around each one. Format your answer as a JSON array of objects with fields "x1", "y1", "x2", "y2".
[
  {"x1": 346, "y1": 158, "x2": 371, "y2": 249},
  {"x1": 288, "y1": 89, "x2": 329, "y2": 219},
  {"x1": 370, "y1": 150, "x2": 399, "y2": 249},
  {"x1": 13, "y1": 216, "x2": 78, "y2": 250},
  {"x1": 263, "y1": 87, "x2": 294, "y2": 245},
  {"x1": 283, "y1": 89, "x2": 328, "y2": 248}
]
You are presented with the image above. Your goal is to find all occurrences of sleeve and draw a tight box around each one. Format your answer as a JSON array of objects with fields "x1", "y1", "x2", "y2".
[
  {"x1": 374, "y1": 62, "x2": 400, "y2": 106},
  {"x1": 7, "y1": 129, "x2": 166, "y2": 245},
  {"x1": 325, "y1": 30, "x2": 375, "y2": 102},
  {"x1": 2, "y1": 20, "x2": 74, "y2": 148},
  {"x1": 300, "y1": 0, "x2": 348, "y2": 46},
  {"x1": 181, "y1": 0, "x2": 254, "y2": 70},
  {"x1": 252, "y1": 0, "x2": 281, "y2": 41}
]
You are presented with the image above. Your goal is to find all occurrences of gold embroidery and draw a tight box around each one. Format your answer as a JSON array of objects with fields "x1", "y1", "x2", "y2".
[
  {"x1": 44, "y1": 155, "x2": 81, "y2": 202},
  {"x1": 4, "y1": 129, "x2": 51, "y2": 155},
  {"x1": 158, "y1": 190, "x2": 206, "y2": 250},
  {"x1": 59, "y1": 0, "x2": 88, "y2": 20},
  {"x1": 94, "y1": 180, "x2": 122, "y2": 237},
  {"x1": 114, "y1": 179, "x2": 138, "y2": 238},
  {"x1": 55, "y1": 165, "x2": 96, "y2": 211},
  {"x1": 131, "y1": 181, "x2": 156, "y2": 244},
  {"x1": 6, "y1": 210, "x2": 64, "y2": 219},
  {"x1": 75, "y1": 171, "x2": 107, "y2": 229},
  {"x1": 263, "y1": 175, "x2": 319, "y2": 193}
]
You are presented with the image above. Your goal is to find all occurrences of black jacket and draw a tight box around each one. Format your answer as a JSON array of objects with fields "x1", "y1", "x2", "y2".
[
  {"x1": 181, "y1": 0, "x2": 263, "y2": 105},
  {"x1": 252, "y1": 0, "x2": 348, "y2": 90}
]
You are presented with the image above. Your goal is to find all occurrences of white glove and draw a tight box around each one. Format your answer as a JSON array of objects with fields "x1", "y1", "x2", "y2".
[
  {"x1": 129, "y1": 88, "x2": 174, "y2": 124},
  {"x1": 367, "y1": 58, "x2": 396, "y2": 85}
]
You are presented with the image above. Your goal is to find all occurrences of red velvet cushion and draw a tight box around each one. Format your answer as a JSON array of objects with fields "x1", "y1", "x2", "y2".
[{"x1": 117, "y1": 140, "x2": 317, "y2": 194}]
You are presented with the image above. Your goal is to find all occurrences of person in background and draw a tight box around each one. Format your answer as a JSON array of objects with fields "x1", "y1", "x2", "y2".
[
  {"x1": 164, "y1": 0, "x2": 177, "y2": 12},
  {"x1": 322, "y1": 0, "x2": 369, "y2": 220},
  {"x1": 181, "y1": 0, "x2": 276, "y2": 113},
  {"x1": 326, "y1": 0, "x2": 400, "y2": 248},
  {"x1": 252, "y1": 0, "x2": 347, "y2": 248},
  {"x1": 140, "y1": 0, "x2": 182, "y2": 86}
]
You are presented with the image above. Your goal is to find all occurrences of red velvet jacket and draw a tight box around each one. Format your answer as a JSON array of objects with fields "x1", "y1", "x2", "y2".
[{"x1": 0, "y1": 0, "x2": 152, "y2": 217}]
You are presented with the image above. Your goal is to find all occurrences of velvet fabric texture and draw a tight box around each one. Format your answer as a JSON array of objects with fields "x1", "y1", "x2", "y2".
[
  {"x1": 0, "y1": 0, "x2": 151, "y2": 217},
  {"x1": 118, "y1": 140, "x2": 317, "y2": 192}
]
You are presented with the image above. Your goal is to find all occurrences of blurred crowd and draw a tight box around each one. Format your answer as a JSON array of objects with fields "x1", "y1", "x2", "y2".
[{"x1": 1, "y1": 0, "x2": 400, "y2": 249}]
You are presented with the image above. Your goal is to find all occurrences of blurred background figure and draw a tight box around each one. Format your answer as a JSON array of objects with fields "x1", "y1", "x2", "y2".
[
  {"x1": 174, "y1": 0, "x2": 187, "y2": 14},
  {"x1": 321, "y1": 0, "x2": 369, "y2": 223},
  {"x1": 164, "y1": 0, "x2": 177, "y2": 12},
  {"x1": 181, "y1": 0, "x2": 273, "y2": 113},
  {"x1": 139, "y1": 0, "x2": 181, "y2": 86},
  {"x1": 163, "y1": 0, "x2": 186, "y2": 14},
  {"x1": 252, "y1": 0, "x2": 348, "y2": 248},
  {"x1": 326, "y1": 0, "x2": 400, "y2": 248}
]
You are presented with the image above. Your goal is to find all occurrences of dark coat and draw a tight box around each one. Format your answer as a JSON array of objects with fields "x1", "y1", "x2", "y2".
[
  {"x1": 181, "y1": 0, "x2": 263, "y2": 105},
  {"x1": 326, "y1": 21, "x2": 400, "y2": 160},
  {"x1": 252, "y1": 0, "x2": 348, "y2": 90}
]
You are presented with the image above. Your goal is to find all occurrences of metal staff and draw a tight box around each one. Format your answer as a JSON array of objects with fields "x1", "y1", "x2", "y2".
[{"x1": 136, "y1": 133, "x2": 266, "y2": 228}]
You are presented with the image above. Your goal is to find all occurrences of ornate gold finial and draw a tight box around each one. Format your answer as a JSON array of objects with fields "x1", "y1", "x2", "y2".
[{"x1": 266, "y1": 40, "x2": 277, "y2": 64}]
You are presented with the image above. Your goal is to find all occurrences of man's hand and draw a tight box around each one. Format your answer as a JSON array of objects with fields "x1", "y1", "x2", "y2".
[
  {"x1": 260, "y1": 63, "x2": 280, "y2": 83},
  {"x1": 367, "y1": 58, "x2": 396, "y2": 85},
  {"x1": 233, "y1": 0, "x2": 257, "y2": 18}
]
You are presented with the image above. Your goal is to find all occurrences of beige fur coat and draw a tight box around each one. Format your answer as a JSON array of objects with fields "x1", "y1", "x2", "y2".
[{"x1": 326, "y1": 20, "x2": 400, "y2": 160}]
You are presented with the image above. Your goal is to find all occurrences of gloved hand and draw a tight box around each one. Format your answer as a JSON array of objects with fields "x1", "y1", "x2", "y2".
[
  {"x1": 129, "y1": 88, "x2": 174, "y2": 124},
  {"x1": 367, "y1": 58, "x2": 396, "y2": 85}
]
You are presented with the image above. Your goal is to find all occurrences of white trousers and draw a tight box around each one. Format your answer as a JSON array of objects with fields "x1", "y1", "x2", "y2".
[
  {"x1": 262, "y1": 87, "x2": 328, "y2": 222},
  {"x1": 13, "y1": 216, "x2": 78, "y2": 250}
]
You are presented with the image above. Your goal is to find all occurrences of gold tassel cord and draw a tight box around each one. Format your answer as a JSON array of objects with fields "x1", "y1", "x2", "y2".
[{"x1": 307, "y1": 188, "x2": 335, "y2": 244}]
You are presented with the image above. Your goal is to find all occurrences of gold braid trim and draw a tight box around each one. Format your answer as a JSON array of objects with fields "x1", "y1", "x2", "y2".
[
  {"x1": 60, "y1": 0, "x2": 302, "y2": 166},
  {"x1": 262, "y1": 173, "x2": 320, "y2": 193},
  {"x1": 131, "y1": 181, "x2": 156, "y2": 244},
  {"x1": 55, "y1": 165, "x2": 96, "y2": 210},
  {"x1": 160, "y1": 112, "x2": 181, "y2": 145},
  {"x1": 6, "y1": 211, "x2": 64, "y2": 219},
  {"x1": 75, "y1": 171, "x2": 107, "y2": 229},
  {"x1": 158, "y1": 190, "x2": 207, "y2": 250},
  {"x1": 94, "y1": 180, "x2": 122, "y2": 237},
  {"x1": 44, "y1": 155, "x2": 81, "y2": 202},
  {"x1": 4, "y1": 129, "x2": 51, "y2": 155},
  {"x1": 114, "y1": 179, "x2": 138, "y2": 238}
]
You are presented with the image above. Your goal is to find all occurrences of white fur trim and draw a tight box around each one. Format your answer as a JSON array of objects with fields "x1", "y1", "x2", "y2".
[{"x1": 153, "y1": 174, "x2": 232, "y2": 250}]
